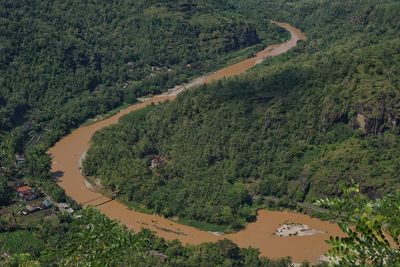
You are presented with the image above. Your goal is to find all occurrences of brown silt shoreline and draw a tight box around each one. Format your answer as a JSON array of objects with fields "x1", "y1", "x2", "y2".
[{"x1": 49, "y1": 21, "x2": 342, "y2": 264}]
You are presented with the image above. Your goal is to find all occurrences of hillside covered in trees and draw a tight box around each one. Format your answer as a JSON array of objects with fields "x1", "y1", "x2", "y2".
[
  {"x1": 84, "y1": 0, "x2": 400, "y2": 230},
  {"x1": 2, "y1": 0, "x2": 400, "y2": 266},
  {"x1": 0, "y1": 0, "x2": 285, "y2": 205}
]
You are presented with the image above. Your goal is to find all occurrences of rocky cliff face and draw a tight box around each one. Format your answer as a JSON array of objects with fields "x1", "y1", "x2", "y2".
[
  {"x1": 356, "y1": 113, "x2": 384, "y2": 134},
  {"x1": 356, "y1": 98, "x2": 399, "y2": 135},
  {"x1": 263, "y1": 111, "x2": 281, "y2": 130},
  {"x1": 263, "y1": 96, "x2": 399, "y2": 135}
]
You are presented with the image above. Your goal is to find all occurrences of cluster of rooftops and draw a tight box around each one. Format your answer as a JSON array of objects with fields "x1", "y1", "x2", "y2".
[{"x1": 14, "y1": 184, "x2": 74, "y2": 216}]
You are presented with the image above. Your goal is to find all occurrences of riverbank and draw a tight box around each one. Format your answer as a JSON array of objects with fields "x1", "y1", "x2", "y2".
[{"x1": 48, "y1": 21, "x2": 343, "y2": 264}]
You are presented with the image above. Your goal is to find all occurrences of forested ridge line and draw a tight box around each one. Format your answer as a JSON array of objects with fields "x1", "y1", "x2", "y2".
[
  {"x1": 48, "y1": 20, "x2": 305, "y2": 244},
  {"x1": 1, "y1": 0, "x2": 400, "y2": 266},
  {"x1": 0, "y1": 0, "x2": 286, "y2": 204},
  {"x1": 84, "y1": 0, "x2": 400, "y2": 230},
  {"x1": 0, "y1": 1, "x2": 299, "y2": 265},
  {"x1": 36, "y1": 21, "x2": 339, "y2": 265}
]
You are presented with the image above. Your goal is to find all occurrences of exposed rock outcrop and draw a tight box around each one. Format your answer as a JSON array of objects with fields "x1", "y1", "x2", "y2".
[
  {"x1": 356, "y1": 112, "x2": 384, "y2": 134},
  {"x1": 263, "y1": 111, "x2": 282, "y2": 130},
  {"x1": 356, "y1": 96, "x2": 400, "y2": 134},
  {"x1": 275, "y1": 223, "x2": 325, "y2": 237},
  {"x1": 355, "y1": 98, "x2": 391, "y2": 135}
]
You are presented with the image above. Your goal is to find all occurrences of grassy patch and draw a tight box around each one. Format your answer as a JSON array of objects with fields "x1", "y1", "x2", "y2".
[
  {"x1": 0, "y1": 231, "x2": 45, "y2": 256},
  {"x1": 117, "y1": 197, "x2": 154, "y2": 215},
  {"x1": 177, "y1": 218, "x2": 229, "y2": 233},
  {"x1": 82, "y1": 103, "x2": 132, "y2": 127},
  {"x1": 221, "y1": 43, "x2": 264, "y2": 66}
]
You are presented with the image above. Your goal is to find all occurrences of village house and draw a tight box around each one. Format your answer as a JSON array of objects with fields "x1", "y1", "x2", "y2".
[
  {"x1": 20, "y1": 205, "x2": 41, "y2": 216},
  {"x1": 40, "y1": 199, "x2": 53, "y2": 209},
  {"x1": 56, "y1": 203, "x2": 74, "y2": 214},
  {"x1": 16, "y1": 186, "x2": 38, "y2": 201}
]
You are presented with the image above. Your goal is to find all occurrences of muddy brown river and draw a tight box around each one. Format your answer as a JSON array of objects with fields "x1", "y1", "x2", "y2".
[{"x1": 49, "y1": 21, "x2": 343, "y2": 264}]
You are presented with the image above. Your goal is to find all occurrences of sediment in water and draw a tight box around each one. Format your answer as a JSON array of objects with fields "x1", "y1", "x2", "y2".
[{"x1": 48, "y1": 21, "x2": 342, "y2": 264}]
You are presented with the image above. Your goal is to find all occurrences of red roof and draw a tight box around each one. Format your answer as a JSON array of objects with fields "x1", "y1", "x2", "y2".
[{"x1": 17, "y1": 186, "x2": 32, "y2": 193}]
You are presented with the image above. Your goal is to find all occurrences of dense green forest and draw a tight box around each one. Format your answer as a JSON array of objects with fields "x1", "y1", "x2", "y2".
[
  {"x1": 1, "y1": 0, "x2": 400, "y2": 265},
  {"x1": 0, "y1": 0, "x2": 285, "y2": 204},
  {"x1": 0, "y1": 0, "x2": 298, "y2": 265},
  {"x1": 84, "y1": 0, "x2": 400, "y2": 229}
]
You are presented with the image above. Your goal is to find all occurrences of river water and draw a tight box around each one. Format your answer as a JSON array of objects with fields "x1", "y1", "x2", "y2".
[{"x1": 48, "y1": 21, "x2": 342, "y2": 264}]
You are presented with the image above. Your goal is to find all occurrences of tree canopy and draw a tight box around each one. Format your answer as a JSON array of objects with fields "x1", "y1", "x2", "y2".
[
  {"x1": 84, "y1": 0, "x2": 400, "y2": 229},
  {"x1": 0, "y1": 0, "x2": 284, "y2": 206}
]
